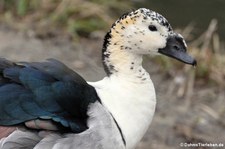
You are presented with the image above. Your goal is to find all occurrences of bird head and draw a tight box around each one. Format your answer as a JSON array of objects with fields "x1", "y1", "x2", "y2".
[{"x1": 103, "y1": 8, "x2": 196, "y2": 67}]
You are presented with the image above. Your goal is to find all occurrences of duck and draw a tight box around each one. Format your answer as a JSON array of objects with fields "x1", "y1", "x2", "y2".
[{"x1": 0, "y1": 8, "x2": 196, "y2": 149}]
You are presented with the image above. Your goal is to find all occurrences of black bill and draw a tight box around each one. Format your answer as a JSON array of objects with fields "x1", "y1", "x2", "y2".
[{"x1": 158, "y1": 34, "x2": 197, "y2": 66}]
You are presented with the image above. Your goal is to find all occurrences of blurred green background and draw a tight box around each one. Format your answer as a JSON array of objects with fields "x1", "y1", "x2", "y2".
[{"x1": 1, "y1": 0, "x2": 225, "y2": 39}]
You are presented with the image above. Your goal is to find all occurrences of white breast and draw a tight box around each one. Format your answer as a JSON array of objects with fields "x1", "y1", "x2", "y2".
[{"x1": 89, "y1": 75, "x2": 156, "y2": 149}]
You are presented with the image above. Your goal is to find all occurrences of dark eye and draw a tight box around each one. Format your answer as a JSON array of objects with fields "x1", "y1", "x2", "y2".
[{"x1": 148, "y1": 25, "x2": 157, "y2": 31}]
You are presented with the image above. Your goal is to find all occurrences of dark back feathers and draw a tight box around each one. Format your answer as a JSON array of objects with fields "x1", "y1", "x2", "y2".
[{"x1": 0, "y1": 58, "x2": 99, "y2": 133}]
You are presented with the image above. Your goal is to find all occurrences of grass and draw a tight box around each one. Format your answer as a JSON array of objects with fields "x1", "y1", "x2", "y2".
[{"x1": 0, "y1": 0, "x2": 132, "y2": 38}]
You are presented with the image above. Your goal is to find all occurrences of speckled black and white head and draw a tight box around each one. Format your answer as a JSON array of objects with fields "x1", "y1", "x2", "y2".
[{"x1": 102, "y1": 8, "x2": 196, "y2": 76}]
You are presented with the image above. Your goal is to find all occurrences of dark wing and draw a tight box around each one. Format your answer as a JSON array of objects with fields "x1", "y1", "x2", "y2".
[{"x1": 0, "y1": 58, "x2": 100, "y2": 133}]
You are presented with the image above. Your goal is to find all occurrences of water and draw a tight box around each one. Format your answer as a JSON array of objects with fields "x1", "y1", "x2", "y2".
[{"x1": 134, "y1": 0, "x2": 225, "y2": 41}]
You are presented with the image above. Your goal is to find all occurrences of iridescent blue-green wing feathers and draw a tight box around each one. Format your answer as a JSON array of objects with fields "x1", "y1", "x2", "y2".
[{"x1": 0, "y1": 58, "x2": 99, "y2": 133}]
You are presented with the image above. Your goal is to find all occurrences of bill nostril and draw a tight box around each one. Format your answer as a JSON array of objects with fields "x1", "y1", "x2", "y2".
[
  {"x1": 173, "y1": 45, "x2": 187, "y2": 52},
  {"x1": 173, "y1": 45, "x2": 179, "y2": 51}
]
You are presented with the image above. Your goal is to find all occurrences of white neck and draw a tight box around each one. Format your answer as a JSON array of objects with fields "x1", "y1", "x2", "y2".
[
  {"x1": 103, "y1": 37, "x2": 150, "y2": 82},
  {"x1": 112, "y1": 55, "x2": 150, "y2": 83},
  {"x1": 89, "y1": 50, "x2": 156, "y2": 148},
  {"x1": 90, "y1": 33, "x2": 157, "y2": 148}
]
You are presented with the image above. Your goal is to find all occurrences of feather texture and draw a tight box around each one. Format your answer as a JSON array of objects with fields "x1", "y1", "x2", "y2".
[
  {"x1": 0, "y1": 102, "x2": 125, "y2": 149},
  {"x1": 0, "y1": 58, "x2": 100, "y2": 133}
]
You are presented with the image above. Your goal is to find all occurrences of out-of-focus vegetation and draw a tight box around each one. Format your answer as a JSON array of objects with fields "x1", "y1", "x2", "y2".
[
  {"x1": 0, "y1": 0, "x2": 224, "y2": 90},
  {"x1": 0, "y1": 0, "x2": 131, "y2": 38}
]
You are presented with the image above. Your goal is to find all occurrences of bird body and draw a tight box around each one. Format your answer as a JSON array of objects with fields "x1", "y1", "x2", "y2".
[
  {"x1": 89, "y1": 72, "x2": 156, "y2": 149},
  {"x1": 0, "y1": 8, "x2": 196, "y2": 149}
]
